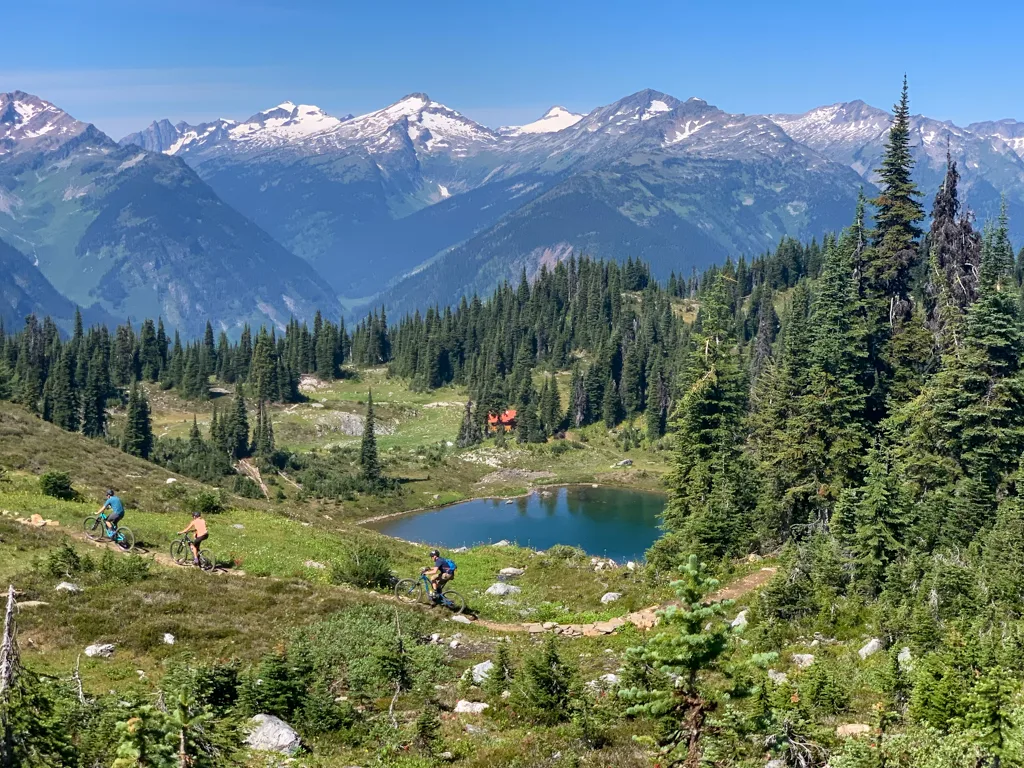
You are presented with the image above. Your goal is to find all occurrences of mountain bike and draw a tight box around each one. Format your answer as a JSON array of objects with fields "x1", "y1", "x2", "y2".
[
  {"x1": 170, "y1": 533, "x2": 216, "y2": 572},
  {"x1": 395, "y1": 572, "x2": 466, "y2": 615},
  {"x1": 83, "y1": 513, "x2": 135, "y2": 551}
]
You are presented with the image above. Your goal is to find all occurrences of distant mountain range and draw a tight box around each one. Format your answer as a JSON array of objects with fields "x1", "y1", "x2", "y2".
[{"x1": 2, "y1": 86, "x2": 1022, "y2": 333}]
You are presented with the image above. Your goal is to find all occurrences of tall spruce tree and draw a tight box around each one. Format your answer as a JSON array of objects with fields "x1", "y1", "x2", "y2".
[
  {"x1": 122, "y1": 383, "x2": 154, "y2": 460},
  {"x1": 360, "y1": 390, "x2": 382, "y2": 484},
  {"x1": 456, "y1": 399, "x2": 482, "y2": 448},
  {"x1": 226, "y1": 385, "x2": 250, "y2": 460}
]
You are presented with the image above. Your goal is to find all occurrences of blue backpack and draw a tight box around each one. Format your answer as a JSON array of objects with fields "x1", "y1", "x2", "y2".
[{"x1": 440, "y1": 558, "x2": 456, "y2": 574}]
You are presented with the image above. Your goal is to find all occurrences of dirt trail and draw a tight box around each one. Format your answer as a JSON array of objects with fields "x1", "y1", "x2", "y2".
[
  {"x1": 236, "y1": 459, "x2": 269, "y2": 498},
  {"x1": 60, "y1": 521, "x2": 777, "y2": 638}
]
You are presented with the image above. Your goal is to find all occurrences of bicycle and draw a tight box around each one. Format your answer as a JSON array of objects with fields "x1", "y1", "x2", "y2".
[
  {"x1": 170, "y1": 533, "x2": 217, "y2": 572},
  {"x1": 394, "y1": 572, "x2": 466, "y2": 614},
  {"x1": 83, "y1": 513, "x2": 135, "y2": 551}
]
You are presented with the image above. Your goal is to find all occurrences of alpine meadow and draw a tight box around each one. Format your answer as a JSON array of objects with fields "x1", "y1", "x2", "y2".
[{"x1": 5, "y1": 12, "x2": 1024, "y2": 766}]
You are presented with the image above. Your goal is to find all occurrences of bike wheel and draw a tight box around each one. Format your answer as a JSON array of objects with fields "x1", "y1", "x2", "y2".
[
  {"x1": 114, "y1": 526, "x2": 135, "y2": 552},
  {"x1": 198, "y1": 551, "x2": 217, "y2": 572},
  {"x1": 395, "y1": 578, "x2": 428, "y2": 604},
  {"x1": 170, "y1": 539, "x2": 188, "y2": 565},
  {"x1": 442, "y1": 589, "x2": 466, "y2": 615},
  {"x1": 83, "y1": 517, "x2": 102, "y2": 541}
]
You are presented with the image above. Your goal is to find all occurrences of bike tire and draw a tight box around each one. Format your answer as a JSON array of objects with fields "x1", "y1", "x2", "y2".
[
  {"x1": 395, "y1": 578, "x2": 428, "y2": 604},
  {"x1": 170, "y1": 539, "x2": 188, "y2": 565},
  {"x1": 83, "y1": 516, "x2": 102, "y2": 541},
  {"x1": 115, "y1": 526, "x2": 135, "y2": 552},
  {"x1": 442, "y1": 589, "x2": 466, "y2": 615},
  {"x1": 199, "y1": 551, "x2": 216, "y2": 572}
]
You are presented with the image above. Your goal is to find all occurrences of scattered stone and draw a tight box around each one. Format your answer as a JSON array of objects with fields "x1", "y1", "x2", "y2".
[
  {"x1": 492, "y1": 540, "x2": 512, "y2": 547},
  {"x1": 163, "y1": 633, "x2": 176, "y2": 645},
  {"x1": 600, "y1": 592, "x2": 622, "y2": 604},
  {"x1": 614, "y1": 459, "x2": 633, "y2": 467},
  {"x1": 165, "y1": 478, "x2": 177, "y2": 484},
  {"x1": 449, "y1": 639, "x2": 461, "y2": 649},
  {"x1": 766, "y1": 760, "x2": 787, "y2": 768},
  {"x1": 542, "y1": 621, "x2": 559, "y2": 630},
  {"x1": 450, "y1": 614, "x2": 472, "y2": 625},
  {"x1": 792, "y1": 653, "x2": 815, "y2": 669},
  {"x1": 859, "y1": 638, "x2": 883, "y2": 660},
  {"x1": 244, "y1": 714, "x2": 302, "y2": 755},
  {"x1": 499, "y1": 567, "x2": 526, "y2": 577},
  {"x1": 836, "y1": 723, "x2": 872, "y2": 738},
  {"x1": 429, "y1": 633, "x2": 443, "y2": 644},
  {"x1": 472, "y1": 661, "x2": 494, "y2": 684},
  {"x1": 731, "y1": 610, "x2": 749, "y2": 629},
  {"x1": 232, "y1": 524, "x2": 245, "y2": 529},
  {"x1": 626, "y1": 561, "x2": 637, "y2": 571},
  {"x1": 304, "y1": 560, "x2": 326, "y2": 570},
  {"x1": 485, "y1": 583, "x2": 521, "y2": 596},
  {"x1": 451, "y1": 546, "x2": 470, "y2": 554},
  {"x1": 55, "y1": 582, "x2": 81, "y2": 594},
  {"x1": 504, "y1": 499, "x2": 514, "y2": 505},
  {"x1": 898, "y1": 647, "x2": 913, "y2": 670},
  {"x1": 747, "y1": 553, "x2": 762, "y2": 563},
  {"x1": 454, "y1": 700, "x2": 489, "y2": 714},
  {"x1": 85, "y1": 643, "x2": 116, "y2": 658},
  {"x1": 500, "y1": 690, "x2": 511, "y2": 699},
  {"x1": 464, "y1": 723, "x2": 484, "y2": 734},
  {"x1": 587, "y1": 673, "x2": 621, "y2": 690},
  {"x1": 767, "y1": 669, "x2": 788, "y2": 685}
]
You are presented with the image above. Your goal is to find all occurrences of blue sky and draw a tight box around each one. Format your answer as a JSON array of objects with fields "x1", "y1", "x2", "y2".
[{"x1": 4, "y1": 0, "x2": 1023, "y2": 138}]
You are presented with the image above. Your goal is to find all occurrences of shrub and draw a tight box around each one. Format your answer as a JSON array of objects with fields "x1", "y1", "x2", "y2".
[
  {"x1": 545, "y1": 544, "x2": 586, "y2": 561},
  {"x1": 509, "y1": 636, "x2": 577, "y2": 725},
  {"x1": 231, "y1": 476, "x2": 263, "y2": 499},
  {"x1": 39, "y1": 471, "x2": 76, "y2": 500},
  {"x1": 330, "y1": 540, "x2": 394, "y2": 589},
  {"x1": 185, "y1": 490, "x2": 224, "y2": 516},
  {"x1": 799, "y1": 660, "x2": 850, "y2": 715},
  {"x1": 45, "y1": 541, "x2": 94, "y2": 578},
  {"x1": 99, "y1": 551, "x2": 151, "y2": 584}
]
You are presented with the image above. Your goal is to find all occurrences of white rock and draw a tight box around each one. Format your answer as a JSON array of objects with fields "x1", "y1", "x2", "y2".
[
  {"x1": 449, "y1": 640, "x2": 461, "y2": 649},
  {"x1": 859, "y1": 638, "x2": 883, "y2": 660},
  {"x1": 492, "y1": 540, "x2": 512, "y2": 547},
  {"x1": 162, "y1": 633, "x2": 176, "y2": 645},
  {"x1": 626, "y1": 561, "x2": 637, "y2": 571},
  {"x1": 898, "y1": 647, "x2": 913, "y2": 670},
  {"x1": 792, "y1": 653, "x2": 815, "y2": 669},
  {"x1": 501, "y1": 690, "x2": 511, "y2": 699},
  {"x1": 587, "y1": 673, "x2": 621, "y2": 690},
  {"x1": 485, "y1": 583, "x2": 521, "y2": 596},
  {"x1": 450, "y1": 614, "x2": 472, "y2": 625},
  {"x1": 731, "y1": 610, "x2": 749, "y2": 629},
  {"x1": 499, "y1": 567, "x2": 526, "y2": 577},
  {"x1": 304, "y1": 560, "x2": 326, "y2": 570},
  {"x1": 429, "y1": 633, "x2": 443, "y2": 644},
  {"x1": 84, "y1": 643, "x2": 115, "y2": 658},
  {"x1": 165, "y1": 478, "x2": 177, "y2": 484},
  {"x1": 766, "y1": 760, "x2": 787, "y2": 768},
  {"x1": 244, "y1": 714, "x2": 302, "y2": 755},
  {"x1": 767, "y1": 669, "x2": 788, "y2": 685},
  {"x1": 615, "y1": 459, "x2": 633, "y2": 467},
  {"x1": 55, "y1": 582, "x2": 81, "y2": 593},
  {"x1": 452, "y1": 546, "x2": 470, "y2": 554},
  {"x1": 600, "y1": 592, "x2": 622, "y2": 604},
  {"x1": 542, "y1": 621, "x2": 558, "y2": 630},
  {"x1": 232, "y1": 524, "x2": 245, "y2": 529},
  {"x1": 472, "y1": 660, "x2": 494, "y2": 684},
  {"x1": 454, "y1": 700, "x2": 489, "y2": 714}
]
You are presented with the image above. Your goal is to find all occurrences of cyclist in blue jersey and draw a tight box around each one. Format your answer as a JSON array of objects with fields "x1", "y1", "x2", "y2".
[
  {"x1": 423, "y1": 549, "x2": 457, "y2": 600},
  {"x1": 98, "y1": 490, "x2": 125, "y2": 538}
]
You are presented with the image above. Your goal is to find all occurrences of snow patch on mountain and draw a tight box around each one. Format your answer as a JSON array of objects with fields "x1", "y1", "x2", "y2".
[
  {"x1": 501, "y1": 106, "x2": 584, "y2": 136},
  {"x1": 0, "y1": 91, "x2": 90, "y2": 156}
]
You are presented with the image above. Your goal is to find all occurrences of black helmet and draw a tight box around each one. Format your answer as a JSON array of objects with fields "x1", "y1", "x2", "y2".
[
  {"x1": 106, "y1": 489, "x2": 115, "y2": 497},
  {"x1": 429, "y1": 549, "x2": 440, "y2": 558},
  {"x1": 192, "y1": 510, "x2": 201, "y2": 518}
]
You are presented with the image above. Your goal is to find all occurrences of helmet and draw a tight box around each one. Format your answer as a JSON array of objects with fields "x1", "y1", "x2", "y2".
[
  {"x1": 192, "y1": 510, "x2": 201, "y2": 518},
  {"x1": 106, "y1": 489, "x2": 115, "y2": 497},
  {"x1": 429, "y1": 549, "x2": 440, "y2": 558}
]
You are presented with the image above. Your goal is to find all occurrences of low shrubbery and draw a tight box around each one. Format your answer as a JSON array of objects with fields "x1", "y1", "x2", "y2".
[
  {"x1": 329, "y1": 540, "x2": 394, "y2": 589},
  {"x1": 39, "y1": 471, "x2": 76, "y2": 500}
]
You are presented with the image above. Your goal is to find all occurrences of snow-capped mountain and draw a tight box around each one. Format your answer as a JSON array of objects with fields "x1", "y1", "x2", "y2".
[
  {"x1": 968, "y1": 119, "x2": 1024, "y2": 161},
  {"x1": 0, "y1": 91, "x2": 93, "y2": 156},
  {"x1": 500, "y1": 106, "x2": 584, "y2": 136}
]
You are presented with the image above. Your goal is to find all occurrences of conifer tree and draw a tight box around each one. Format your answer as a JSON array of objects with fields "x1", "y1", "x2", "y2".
[
  {"x1": 601, "y1": 377, "x2": 622, "y2": 428},
  {"x1": 122, "y1": 383, "x2": 154, "y2": 460},
  {"x1": 81, "y1": 349, "x2": 107, "y2": 438},
  {"x1": 539, "y1": 375, "x2": 562, "y2": 436},
  {"x1": 644, "y1": 354, "x2": 669, "y2": 439},
  {"x1": 188, "y1": 415, "x2": 202, "y2": 451},
  {"x1": 853, "y1": 443, "x2": 908, "y2": 592},
  {"x1": 360, "y1": 390, "x2": 382, "y2": 484},
  {"x1": 226, "y1": 385, "x2": 250, "y2": 460},
  {"x1": 567, "y1": 364, "x2": 588, "y2": 428},
  {"x1": 47, "y1": 349, "x2": 79, "y2": 432},
  {"x1": 456, "y1": 399, "x2": 482, "y2": 448}
]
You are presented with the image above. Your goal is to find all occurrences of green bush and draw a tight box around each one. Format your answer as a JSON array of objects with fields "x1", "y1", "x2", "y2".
[
  {"x1": 330, "y1": 540, "x2": 394, "y2": 589},
  {"x1": 545, "y1": 544, "x2": 586, "y2": 561},
  {"x1": 185, "y1": 490, "x2": 224, "y2": 516},
  {"x1": 509, "y1": 636, "x2": 577, "y2": 725},
  {"x1": 99, "y1": 551, "x2": 151, "y2": 584},
  {"x1": 231, "y1": 475, "x2": 263, "y2": 499},
  {"x1": 39, "y1": 471, "x2": 76, "y2": 500},
  {"x1": 799, "y1": 659, "x2": 850, "y2": 715},
  {"x1": 44, "y1": 541, "x2": 94, "y2": 578}
]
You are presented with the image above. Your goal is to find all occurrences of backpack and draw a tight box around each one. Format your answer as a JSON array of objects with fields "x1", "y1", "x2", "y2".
[{"x1": 441, "y1": 558, "x2": 456, "y2": 574}]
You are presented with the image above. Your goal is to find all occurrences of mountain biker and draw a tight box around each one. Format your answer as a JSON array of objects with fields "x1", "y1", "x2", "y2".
[
  {"x1": 423, "y1": 549, "x2": 456, "y2": 600},
  {"x1": 98, "y1": 490, "x2": 125, "y2": 538},
  {"x1": 177, "y1": 510, "x2": 209, "y2": 566}
]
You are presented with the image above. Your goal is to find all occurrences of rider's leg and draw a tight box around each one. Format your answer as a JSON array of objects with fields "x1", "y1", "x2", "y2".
[{"x1": 190, "y1": 541, "x2": 199, "y2": 563}]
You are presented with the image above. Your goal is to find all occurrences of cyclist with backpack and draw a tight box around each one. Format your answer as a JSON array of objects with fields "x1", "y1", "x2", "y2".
[
  {"x1": 423, "y1": 549, "x2": 457, "y2": 600},
  {"x1": 97, "y1": 490, "x2": 125, "y2": 538}
]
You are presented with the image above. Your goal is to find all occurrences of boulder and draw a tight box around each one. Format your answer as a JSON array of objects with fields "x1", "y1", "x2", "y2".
[
  {"x1": 450, "y1": 614, "x2": 472, "y2": 625},
  {"x1": 600, "y1": 592, "x2": 622, "y2": 604},
  {"x1": 84, "y1": 643, "x2": 115, "y2": 658},
  {"x1": 499, "y1": 567, "x2": 526, "y2": 577},
  {"x1": 767, "y1": 669, "x2": 788, "y2": 685},
  {"x1": 898, "y1": 647, "x2": 913, "y2": 670},
  {"x1": 859, "y1": 638, "x2": 883, "y2": 660},
  {"x1": 232, "y1": 524, "x2": 245, "y2": 529},
  {"x1": 451, "y1": 546, "x2": 470, "y2": 554},
  {"x1": 485, "y1": 583, "x2": 521, "y2": 596},
  {"x1": 587, "y1": 673, "x2": 621, "y2": 690},
  {"x1": 55, "y1": 582, "x2": 81, "y2": 594},
  {"x1": 304, "y1": 560, "x2": 326, "y2": 570},
  {"x1": 472, "y1": 660, "x2": 494, "y2": 684},
  {"x1": 836, "y1": 723, "x2": 872, "y2": 738},
  {"x1": 244, "y1": 714, "x2": 302, "y2": 755},
  {"x1": 449, "y1": 639, "x2": 461, "y2": 649},
  {"x1": 542, "y1": 621, "x2": 559, "y2": 630},
  {"x1": 731, "y1": 610, "x2": 749, "y2": 629},
  {"x1": 429, "y1": 633, "x2": 443, "y2": 644},
  {"x1": 454, "y1": 700, "x2": 489, "y2": 714},
  {"x1": 766, "y1": 761, "x2": 787, "y2": 768},
  {"x1": 165, "y1": 478, "x2": 177, "y2": 484},
  {"x1": 792, "y1": 653, "x2": 815, "y2": 669},
  {"x1": 163, "y1": 633, "x2": 176, "y2": 645},
  {"x1": 626, "y1": 561, "x2": 637, "y2": 571},
  {"x1": 614, "y1": 459, "x2": 633, "y2": 467},
  {"x1": 492, "y1": 540, "x2": 512, "y2": 547}
]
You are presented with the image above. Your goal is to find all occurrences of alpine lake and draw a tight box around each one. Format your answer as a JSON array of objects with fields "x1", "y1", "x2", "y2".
[{"x1": 365, "y1": 485, "x2": 665, "y2": 562}]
